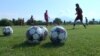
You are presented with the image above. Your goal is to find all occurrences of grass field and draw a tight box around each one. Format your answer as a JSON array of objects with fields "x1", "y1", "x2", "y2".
[{"x1": 0, "y1": 25, "x2": 100, "y2": 56}]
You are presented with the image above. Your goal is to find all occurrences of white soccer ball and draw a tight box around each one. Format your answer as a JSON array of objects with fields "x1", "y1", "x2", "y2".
[
  {"x1": 3, "y1": 26, "x2": 13, "y2": 36},
  {"x1": 40, "y1": 26, "x2": 48, "y2": 39},
  {"x1": 50, "y1": 26, "x2": 67, "y2": 44},
  {"x1": 26, "y1": 26, "x2": 44, "y2": 44}
]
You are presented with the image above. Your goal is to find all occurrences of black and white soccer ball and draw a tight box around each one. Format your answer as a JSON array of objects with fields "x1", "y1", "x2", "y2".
[
  {"x1": 3, "y1": 26, "x2": 13, "y2": 36},
  {"x1": 40, "y1": 26, "x2": 48, "y2": 39},
  {"x1": 26, "y1": 26, "x2": 44, "y2": 44},
  {"x1": 50, "y1": 26, "x2": 67, "y2": 44}
]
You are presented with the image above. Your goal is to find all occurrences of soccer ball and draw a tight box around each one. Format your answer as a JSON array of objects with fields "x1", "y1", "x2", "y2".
[
  {"x1": 40, "y1": 26, "x2": 48, "y2": 39},
  {"x1": 26, "y1": 26, "x2": 44, "y2": 44},
  {"x1": 50, "y1": 26, "x2": 67, "y2": 44},
  {"x1": 3, "y1": 26, "x2": 13, "y2": 36}
]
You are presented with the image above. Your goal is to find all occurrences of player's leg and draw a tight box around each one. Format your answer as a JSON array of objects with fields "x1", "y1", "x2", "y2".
[
  {"x1": 73, "y1": 17, "x2": 78, "y2": 29},
  {"x1": 45, "y1": 18, "x2": 47, "y2": 26},
  {"x1": 80, "y1": 18, "x2": 86, "y2": 28},
  {"x1": 46, "y1": 19, "x2": 48, "y2": 26}
]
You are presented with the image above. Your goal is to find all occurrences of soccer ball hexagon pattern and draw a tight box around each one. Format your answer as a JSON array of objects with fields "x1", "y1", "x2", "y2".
[
  {"x1": 40, "y1": 26, "x2": 48, "y2": 39},
  {"x1": 50, "y1": 26, "x2": 67, "y2": 44},
  {"x1": 3, "y1": 26, "x2": 13, "y2": 36},
  {"x1": 26, "y1": 26, "x2": 46, "y2": 44}
]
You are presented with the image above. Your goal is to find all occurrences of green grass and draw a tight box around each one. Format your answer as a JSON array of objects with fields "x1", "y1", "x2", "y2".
[{"x1": 0, "y1": 25, "x2": 100, "y2": 56}]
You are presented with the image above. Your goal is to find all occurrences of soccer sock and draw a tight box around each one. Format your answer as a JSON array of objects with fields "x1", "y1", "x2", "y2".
[
  {"x1": 73, "y1": 23, "x2": 75, "y2": 29},
  {"x1": 83, "y1": 24, "x2": 86, "y2": 28}
]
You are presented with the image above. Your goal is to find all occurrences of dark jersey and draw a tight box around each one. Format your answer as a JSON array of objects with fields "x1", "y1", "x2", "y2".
[
  {"x1": 76, "y1": 7, "x2": 83, "y2": 16},
  {"x1": 44, "y1": 13, "x2": 48, "y2": 20}
]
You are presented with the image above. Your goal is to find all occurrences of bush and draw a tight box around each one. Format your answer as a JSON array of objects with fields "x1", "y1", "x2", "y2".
[
  {"x1": 53, "y1": 18, "x2": 62, "y2": 25},
  {"x1": 0, "y1": 18, "x2": 13, "y2": 26}
]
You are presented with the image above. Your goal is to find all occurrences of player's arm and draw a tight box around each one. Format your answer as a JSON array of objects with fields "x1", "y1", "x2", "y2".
[{"x1": 75, "y1": 8, "x2": 78, "y2": 15}]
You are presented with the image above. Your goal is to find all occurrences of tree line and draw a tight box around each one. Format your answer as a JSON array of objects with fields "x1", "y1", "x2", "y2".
[
  {"x1": 0, "y1": 15, "x2": 63, "y2": 26},
  {"x1": 0, "y1": 16, "x2": 100, "y2": 26}
]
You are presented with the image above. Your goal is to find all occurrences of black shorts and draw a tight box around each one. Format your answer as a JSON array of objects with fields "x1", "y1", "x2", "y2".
[{"x1": 75, "y1": 15, "x2": 83, "y2": 21}]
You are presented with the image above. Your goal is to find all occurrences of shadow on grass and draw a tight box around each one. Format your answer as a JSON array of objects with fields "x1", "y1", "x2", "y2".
[
  {"x1": 0, "y1": 35, "x2": 5, "y2": 37},
  {"x1": 12, "y1": 41, "x2": 39, "y2": 49},
  {"x1": 67, "y1": 28, "x2": 81, "y2": 30},
  {"x1": 67, "y1": 28, "x2": 74, "y2": 30},
  {"x1": 41, "y1": 42, "x2": 64, "y2": 48}
]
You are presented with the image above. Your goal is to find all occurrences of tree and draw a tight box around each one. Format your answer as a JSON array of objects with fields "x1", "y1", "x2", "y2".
[
  {"x1": 12, "y1": 18, "x2": 25, "y2": 25},
  {"x1": 63, "y1": 20, "x2": 66, "y2": 24},
  {"x1": 18, "y1": 18, "x2": 24, "y2": 25},
  {"x1": 12, "y1": 18, "x2": 16, "y2": 25},
  {"x1": 92, "y1": 18, "x2": 95, "y2": 24},
  {"x1": 99, "y1": 21, "x2": 100, "y2": 24},
  {"x1": 66, "y1": 21, "x2": 72, "y2": 25},
  {"x1": 0, "y1": 18, "x2": 13, "y2": 26},
  {"x1": 35, "y1": 20, "x2": 44, "y2": 25},
  {"x1": 53, "y1": 18, "x2": 62, "y2": 25},
  {"x1": 89, "y1": 18, "x2": 99, "y2": 24}
]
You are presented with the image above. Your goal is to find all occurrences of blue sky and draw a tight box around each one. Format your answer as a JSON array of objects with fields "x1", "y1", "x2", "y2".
[{"x1": 0, "y1": 0, "x2": 100, "y2": 22}]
